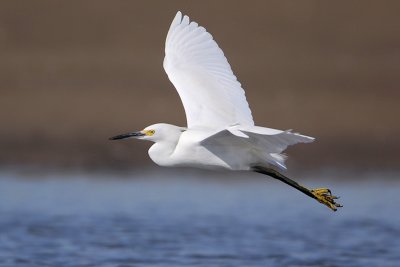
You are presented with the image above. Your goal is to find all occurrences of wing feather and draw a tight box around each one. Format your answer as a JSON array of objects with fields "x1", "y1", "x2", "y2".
[
  {"x1": 164, "y1": 11, "x2": 254, "y2": 129},
  {"x1": 201, "y1": 127, "x2": 315, "y2": 169}
]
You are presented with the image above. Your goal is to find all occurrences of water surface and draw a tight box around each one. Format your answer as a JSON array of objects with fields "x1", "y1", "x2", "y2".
[{"x1": 0, "y1": 170, "x2": 399, "y2": 267}]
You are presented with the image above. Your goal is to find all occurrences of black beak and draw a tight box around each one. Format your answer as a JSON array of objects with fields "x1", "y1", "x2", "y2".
[{"x1": 109, "y1": 131, "x2": 145, "y2": 140}]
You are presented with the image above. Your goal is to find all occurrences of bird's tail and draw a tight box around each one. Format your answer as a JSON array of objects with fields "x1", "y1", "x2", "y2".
[{"x1": 240, "y1": 127, "x2": 315, "y2": 169}]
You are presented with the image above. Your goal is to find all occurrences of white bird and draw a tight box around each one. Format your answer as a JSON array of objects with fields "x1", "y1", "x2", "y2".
[{"x1": 110, "y1": 11, "x2": 341, "y2": 211}]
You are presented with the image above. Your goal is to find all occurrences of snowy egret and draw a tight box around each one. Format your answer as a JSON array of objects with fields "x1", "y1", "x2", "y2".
[{"x1": 110, "y1": 11, "x2": 342, "y2": 211}]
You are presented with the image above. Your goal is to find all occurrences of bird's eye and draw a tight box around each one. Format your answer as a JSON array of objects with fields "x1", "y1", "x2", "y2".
[{"x1": 146, "y1": 130, "x2": 155, "y2": 136}]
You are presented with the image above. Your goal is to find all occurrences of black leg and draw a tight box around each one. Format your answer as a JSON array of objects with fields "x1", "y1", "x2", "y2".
[{"x1": 252, "y1": 166, "x2": 342, "y2": 211}]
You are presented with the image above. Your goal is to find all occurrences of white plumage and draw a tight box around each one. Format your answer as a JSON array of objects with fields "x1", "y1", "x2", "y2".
[
  {"x1": 162, "y1": 11, "x2": 313, "y2": 169},
  {"x1": 110, "y1": 11, "x2": 343, "y2": 212},
  {"x1": 164, "y1": 11, "x2": 254, "y2": 130},
  {"x1": 112, "y1": 11, "x2": 314, "y2": 170}
]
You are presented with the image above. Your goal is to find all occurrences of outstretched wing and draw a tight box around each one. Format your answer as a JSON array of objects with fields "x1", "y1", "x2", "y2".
[{"x1": 164, "y1": 11, "x2": 254, "y2": 130}]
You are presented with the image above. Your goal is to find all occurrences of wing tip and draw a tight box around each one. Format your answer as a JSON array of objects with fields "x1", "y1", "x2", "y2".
[
  {"x1": 166, "y1": 11, "x2": 183, "y2": 44},
  {"x1": 172, "y1": 11, "x2": 193, "y2": 27},
  {"x1": 182, "y1": 15, "x2": 190, "y2": 25},
  {"x1": 172, "y1": 11, "x2": 183, "y2": 26}
]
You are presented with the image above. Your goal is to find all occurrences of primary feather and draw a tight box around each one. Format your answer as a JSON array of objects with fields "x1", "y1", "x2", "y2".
[{"x1": 164, "y1": 11, "x2": 254, "y2": 130}]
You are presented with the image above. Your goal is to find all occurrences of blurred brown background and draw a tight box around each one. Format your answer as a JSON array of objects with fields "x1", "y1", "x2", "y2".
[{"x1": 0, "y1": 1, "x2": 399, "y2": 171}]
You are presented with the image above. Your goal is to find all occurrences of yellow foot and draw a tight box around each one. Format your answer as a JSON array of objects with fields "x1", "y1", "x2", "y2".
[{"x1": 310, "y1": 188, "x2": 342, "y2": 211}]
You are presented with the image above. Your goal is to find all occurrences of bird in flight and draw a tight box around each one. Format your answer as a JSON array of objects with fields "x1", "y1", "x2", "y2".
[{"x1": 110, "y1": 11, "x2": 342, "y2": 211}]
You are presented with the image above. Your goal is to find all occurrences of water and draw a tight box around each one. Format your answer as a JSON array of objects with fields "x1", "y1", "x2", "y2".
[{"x1": 0, "y1": 170, "x2": 399, "y2": 267}]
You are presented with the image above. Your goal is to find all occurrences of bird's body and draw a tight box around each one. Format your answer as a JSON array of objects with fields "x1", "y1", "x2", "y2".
[
  {"x1": 146, "y1": 123, "x2": 313, "y2": 171},
  {"x1": 110, "y1": 12, "x2": 342, "y2": 211},
  {"x1": 148, "y1": 125, "x2": 230, "y2": 170}
]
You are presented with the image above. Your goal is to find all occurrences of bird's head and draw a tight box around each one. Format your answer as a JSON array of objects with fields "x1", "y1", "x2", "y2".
[{"x1": 109, "y1": 123, "x2": 185, "y2": 143}]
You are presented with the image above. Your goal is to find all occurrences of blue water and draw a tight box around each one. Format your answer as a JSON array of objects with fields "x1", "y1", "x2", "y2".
[{"x1": 0, "y1": 170, "x2": 399, "y2": 267}]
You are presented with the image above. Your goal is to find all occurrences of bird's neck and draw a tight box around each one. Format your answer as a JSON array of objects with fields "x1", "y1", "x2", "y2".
[{"x1": 148, "y1": 141, "x2": 178, "y2": 167}]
